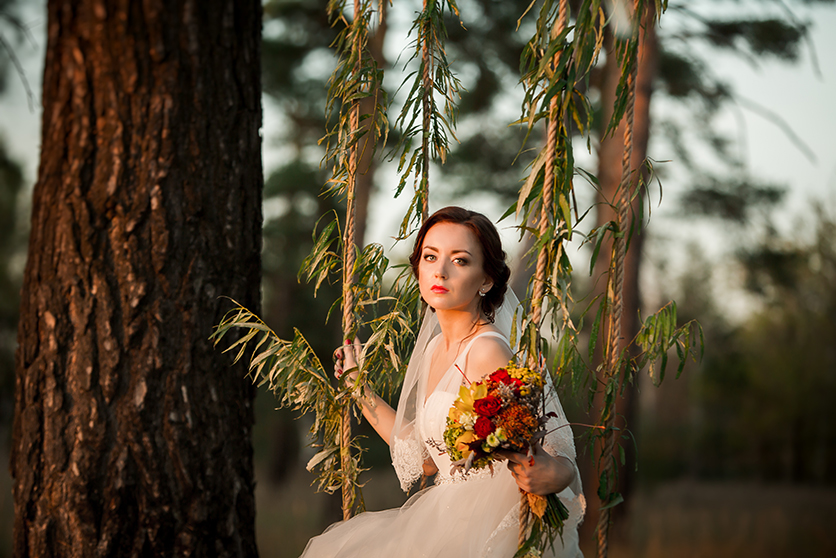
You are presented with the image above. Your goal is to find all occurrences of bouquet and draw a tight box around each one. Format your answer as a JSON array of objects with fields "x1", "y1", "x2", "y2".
[
  {"x1": 441, "y1": 361, "x2": 570, "y2": 556},
  {"x1": 443, "y1": 362, "x2": 547, "y2": 473}
]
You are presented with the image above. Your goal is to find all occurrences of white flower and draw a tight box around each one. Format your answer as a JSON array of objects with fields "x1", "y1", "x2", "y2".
[{"x1": 460, "y1": 412, "x2": 477, "y2": 428}]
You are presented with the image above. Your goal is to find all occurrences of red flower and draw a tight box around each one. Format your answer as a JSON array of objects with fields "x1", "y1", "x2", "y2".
[
  {"x1": 474, "y1": 416, "x2": 495, "y2": 438},
  {"x1": 489, "y1": 369, "x2": 512, "y2": 384},
  {"x1": 473, "y1": 395, "x2": 502, "y2": 417}
]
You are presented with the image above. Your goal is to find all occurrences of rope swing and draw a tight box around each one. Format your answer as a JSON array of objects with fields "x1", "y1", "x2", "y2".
[
  {"x1": 339, "y1": 0, "x2": 364, "y2": 521},
  {"x1": 596, "y1": 0, "x2": 641, "y2": 555},
  {"x1": 521, "y1": 0, "x2": 570, "y2": 547}
]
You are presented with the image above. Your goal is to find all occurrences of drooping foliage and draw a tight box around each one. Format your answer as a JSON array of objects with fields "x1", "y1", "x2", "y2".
[
  {"x1": 216, "y1": 2, "x2": 705, "y2": 556},
  {"x1": 391, "y1": 0, "x2": 464, "y2": 235},
  {"x1": 217, "y1": 0, "x2": 409, "y2": 520}
]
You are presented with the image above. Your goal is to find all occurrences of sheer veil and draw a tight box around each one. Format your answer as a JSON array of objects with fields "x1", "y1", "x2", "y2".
[
  {"x1": 389, "y1": 300, "x2": 441, "y2": 492},
  {"x1": 389, "y1": 289, "x2": 585, "y2": 525}
]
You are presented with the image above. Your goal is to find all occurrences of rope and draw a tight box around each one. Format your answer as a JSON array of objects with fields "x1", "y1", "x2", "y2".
[
  {"x1": 420, "y1": 0, "x2": 432, "y2": 223},
  {"x1": 518, "y1": 493, "x2": 531, "y2": 547},
  {"x1": 596, "y1": 0, "x2": 641, "y2": 554},
  {"x1": 530, "y1": 98, "x2": 557, "y2": 330},
  {"x1": 340, "y1": 0, "x2": 363, "y2": 522},
  {"x1": 558, "y1": 0, "x2": 569, "y2": 30},
  {"x1": 522, "y1": 0, "x2": 570, "y2": 547}
]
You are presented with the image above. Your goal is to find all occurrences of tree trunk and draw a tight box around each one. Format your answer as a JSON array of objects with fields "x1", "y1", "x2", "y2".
[
  {"x1": 580, "y1": 9, "x2": 658, "y2": 546},
  {"x1": 353, "y1": 5, "x2": 387, "y2": 248},
  {"x1": 10, "y1": 1, "x2": 262, "y2": 556}
]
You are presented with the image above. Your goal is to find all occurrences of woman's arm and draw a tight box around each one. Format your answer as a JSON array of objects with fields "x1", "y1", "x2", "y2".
[{"x1": 334, "y1": 339, "x2": 397, "y2": 445}]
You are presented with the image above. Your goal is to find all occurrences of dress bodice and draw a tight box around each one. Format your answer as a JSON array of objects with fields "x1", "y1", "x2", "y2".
[
  {"x1": 417, "y1": 331, "x2": 510, "y2": 483},
  {"x1": 420, "y1": 390, "x2": 458, "y2": 477}
]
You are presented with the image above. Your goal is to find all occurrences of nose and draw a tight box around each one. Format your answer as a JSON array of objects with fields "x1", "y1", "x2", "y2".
[{"x1": 434, "y1": 262, "x2": 447, "y2": 279}]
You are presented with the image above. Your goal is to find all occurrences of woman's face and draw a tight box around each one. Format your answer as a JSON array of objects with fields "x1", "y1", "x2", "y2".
[{"x1": 418, "y1": 222, "x2": 492, "y2": 315}]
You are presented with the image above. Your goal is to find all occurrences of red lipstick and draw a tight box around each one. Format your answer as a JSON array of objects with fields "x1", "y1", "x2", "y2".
[{"x1": 431, "y1": 285, "x2": 448, "y2": 294}]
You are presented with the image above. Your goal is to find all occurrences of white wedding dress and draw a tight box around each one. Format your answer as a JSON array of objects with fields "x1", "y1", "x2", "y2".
[{"x1": 300, "y1": 326, "x2": 585, "y2": 558}]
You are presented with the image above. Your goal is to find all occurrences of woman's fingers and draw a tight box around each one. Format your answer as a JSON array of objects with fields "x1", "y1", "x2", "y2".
[
  {"x1": 495, "y1": 450, "x2": 520, "y2": 464},
  {"x1": 497, "y1": 448, "x2": 536, "y2": 466},
  {"x1": 501, "y1": 443, "x2": 571, "y2": 495},
  {"x1": 334, "y1": 337, "x2": 363, "y2": 381},
  {"x1": 497, "y1": 447, "x2": 545, "y2": 495},
  {"x1": 347, "y1": 338, "x2": 363, "y2": 367}
]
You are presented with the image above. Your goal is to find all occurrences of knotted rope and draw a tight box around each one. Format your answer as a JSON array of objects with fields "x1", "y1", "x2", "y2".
[
  {"x1": 340, "y1": 0, "x2": 364, "y2": 522},
  {"x1": 521, "y1": 0, "x2": 570, "y2": 547},
  {"x1": 420, "y1": 0, "x2": 432, "y2": 223},
  {"x1": 595, "y1": 0, "x2": 641, "y2": 554}
]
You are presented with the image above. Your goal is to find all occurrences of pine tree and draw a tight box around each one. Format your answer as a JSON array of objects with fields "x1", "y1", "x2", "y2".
[{"x1": 11, "y1": 1, "x2": 262, "y2": 554}]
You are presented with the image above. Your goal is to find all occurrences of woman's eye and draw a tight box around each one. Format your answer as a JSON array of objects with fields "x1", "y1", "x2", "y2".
[
  {"x1": 423, "y1": 254, "x2": 436, "y2": 262},
  {"x1": 454, "y1": 257, "x2": 468, "y2": 266}
]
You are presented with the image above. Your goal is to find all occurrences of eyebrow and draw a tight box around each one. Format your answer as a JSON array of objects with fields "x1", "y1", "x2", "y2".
[{"x1": 423, "y1": 245, "x2": 473, "y2": 256}]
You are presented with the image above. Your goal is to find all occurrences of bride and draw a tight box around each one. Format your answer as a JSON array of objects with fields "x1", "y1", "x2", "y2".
[{"x1": 302, "y1": 206, "x2": 585, "y2": 557}]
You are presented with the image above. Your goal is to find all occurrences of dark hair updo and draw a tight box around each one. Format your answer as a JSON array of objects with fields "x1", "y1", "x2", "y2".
[{"x1": 409, "y1": 206, "x2": 511, "y2": 323}]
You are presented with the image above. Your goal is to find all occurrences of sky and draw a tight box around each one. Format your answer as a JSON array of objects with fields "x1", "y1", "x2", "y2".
[{"x1": 0, "y1": 0, "x2": 834, "y2": 315}]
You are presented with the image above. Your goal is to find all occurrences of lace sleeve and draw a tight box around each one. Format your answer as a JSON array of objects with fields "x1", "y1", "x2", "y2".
[
  {"x1": 392, "y1": 431, "x2": 427, "y2": 493},
  {"x1": 540, "y1": 377, "x2": 586, "y2": 527}
]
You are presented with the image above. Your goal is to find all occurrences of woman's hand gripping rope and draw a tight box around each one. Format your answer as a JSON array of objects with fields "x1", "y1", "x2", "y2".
[
  {"x1": 333, "y1": 338, "x2": 376, "y2": 410},
  {"x1": 333, "y1": 338, "x2": 363, "y2": 382},
  {"x1": 497, "y1": 442, "x2": 575, "y2": 497}
]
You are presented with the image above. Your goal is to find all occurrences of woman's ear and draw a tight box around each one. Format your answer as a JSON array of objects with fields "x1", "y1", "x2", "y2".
[{"x1": 480, "y1": 280, "x2": 493, "y2": 295}]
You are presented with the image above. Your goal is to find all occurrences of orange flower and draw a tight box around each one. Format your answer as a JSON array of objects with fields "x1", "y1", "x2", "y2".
[{"x1": 495, "y1": 402, "x2": 538, "y2": 446}]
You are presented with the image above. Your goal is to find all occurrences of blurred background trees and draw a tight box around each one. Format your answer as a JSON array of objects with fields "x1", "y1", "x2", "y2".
[
  {"x1": 0, "y1": 0, "x2": 28, "y2": 438},
  {"x1": 0, "y1": 3, "x2": 31, "y2": 552},
  {"x1": 254, "y1": 1, "x2": 836, "y2": 555},
  {"x1": 681, "y1": 208, "x2": 836, "y2": 483}
]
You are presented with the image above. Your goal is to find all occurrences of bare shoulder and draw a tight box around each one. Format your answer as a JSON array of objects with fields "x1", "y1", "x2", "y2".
[{"x1": 464, "y1": 330, "x2": 513, "y2": 383}]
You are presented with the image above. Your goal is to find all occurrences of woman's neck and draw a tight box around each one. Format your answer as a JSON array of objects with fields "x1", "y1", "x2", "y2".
[{"x1": 435, "y1": 306, "x2": 485, "y2": 350}]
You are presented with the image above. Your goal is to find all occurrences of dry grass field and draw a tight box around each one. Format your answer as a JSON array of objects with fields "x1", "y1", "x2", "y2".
[
  {"x1": 2, "y1": 450, "x2": 834, "y2": 557},
  {"x1": 583, "y1": 481, "x2": 836, "y2": 558},
  {"x1": 255, "y1": 470, "x2": 836, "y2": 558}
]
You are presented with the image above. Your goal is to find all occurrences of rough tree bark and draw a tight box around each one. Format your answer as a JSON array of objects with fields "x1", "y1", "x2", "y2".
[
  {"x1": 10, "y1": 1, "x2": 262, "y2": 556},
  {"x1": 580, "y1": 8, "x2": 659, "y2": 546}
]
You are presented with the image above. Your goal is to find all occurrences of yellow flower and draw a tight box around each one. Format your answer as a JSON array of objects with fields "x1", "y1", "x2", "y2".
[
  {"x1": 453, "y1": 383, "x2": 487, "y2": 414},
  {"x1": 454, "y1": 385, "x2": 473, "y2": 413},
  {"x1": 454, "y1": 431, "x2": 477, "y2": 457}
]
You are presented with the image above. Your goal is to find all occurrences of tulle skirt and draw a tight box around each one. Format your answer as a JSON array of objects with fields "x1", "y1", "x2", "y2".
[{"x1": 300, "y1": 467, "x2": 581, "y2": 558}]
